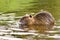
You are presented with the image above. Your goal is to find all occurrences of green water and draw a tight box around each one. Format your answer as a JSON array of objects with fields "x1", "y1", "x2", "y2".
[
  {"x1": 0, "y1": 0, "x2": 60, "y2": 40},
  {"x1": 0, "y1": 0, "x2": 60, "y2": 20},
  {"x1": 0, "y1": 0, "x2": 60, "y2": 26}
]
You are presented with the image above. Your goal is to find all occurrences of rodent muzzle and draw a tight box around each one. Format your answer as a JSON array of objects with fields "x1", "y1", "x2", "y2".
[{"x1": 19, "y1": 21, "x2": 28, "y2": 29}]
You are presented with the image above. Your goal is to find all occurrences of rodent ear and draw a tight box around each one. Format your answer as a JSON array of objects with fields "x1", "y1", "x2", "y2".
[{"x1": 29, "y1": 15, "x2": 32, "y2": 18}]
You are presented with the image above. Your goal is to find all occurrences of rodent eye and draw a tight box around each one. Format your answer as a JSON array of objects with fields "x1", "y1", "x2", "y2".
[{"x1": 29, "y1": 15, "x2": 32, "y2": 18}]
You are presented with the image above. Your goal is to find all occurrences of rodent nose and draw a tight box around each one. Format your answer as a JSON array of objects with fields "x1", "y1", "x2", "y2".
[
  {"x1": 19, "y1": 22, "x2": 23, "y2": 24},
  {"x1": 20, "y1": 21, "x2": 26, "y2": 25},
  {"x1": 19, "y1": 22, "x2": 22, "y2": 24}
]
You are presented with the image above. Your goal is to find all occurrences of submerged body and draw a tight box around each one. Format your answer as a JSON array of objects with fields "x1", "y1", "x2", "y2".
[{"x1": 19, "y1": 11, "x2": 55, "y2": 33}]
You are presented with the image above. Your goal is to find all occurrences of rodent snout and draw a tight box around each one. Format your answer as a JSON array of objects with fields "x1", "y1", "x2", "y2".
[
  {"x1": 20, "y1": 21, "x2": 27, "y2": 26},
  {"x1": 19, "y1": 21, "x2": 28, "y2": 29},
  {"x1": 20, "y1": 21, "x2": 25, "y2": 24}
]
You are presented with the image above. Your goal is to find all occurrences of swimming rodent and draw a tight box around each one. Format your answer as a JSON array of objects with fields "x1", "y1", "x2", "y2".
[{"x1": 19, "y1": 11, "x2": 55, "y2": 33}]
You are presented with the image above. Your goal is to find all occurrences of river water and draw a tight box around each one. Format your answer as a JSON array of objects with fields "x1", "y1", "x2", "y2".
[
  {"x1": 0, "y1": 13, "x2": 59, "y2": 40},
  {"x1": 0, "y1": 0, "x2": 60, "y2": 40}
]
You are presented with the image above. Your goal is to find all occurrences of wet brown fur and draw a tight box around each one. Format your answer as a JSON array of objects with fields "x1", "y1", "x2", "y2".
[{"x1": 20, "y1": 11, "x2": 55, "y2": 33}]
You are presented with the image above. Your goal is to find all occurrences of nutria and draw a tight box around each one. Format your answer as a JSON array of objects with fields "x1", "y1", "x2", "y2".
[{"x1": 19, "y1": 11, "x2": 55, "y2": 33}]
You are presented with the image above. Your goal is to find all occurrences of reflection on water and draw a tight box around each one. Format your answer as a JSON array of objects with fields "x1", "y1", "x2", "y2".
[
  {"x1": 0, "y1": 13, "x2": 60, "y2": 40},
  {"x1": 0, "y1": 0, "x2": 60, "y2": 40}
]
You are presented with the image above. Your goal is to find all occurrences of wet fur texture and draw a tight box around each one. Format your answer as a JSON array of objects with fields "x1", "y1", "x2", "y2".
[{"x1": 20, "y1": 11, "x2": 55, "y2": 33}]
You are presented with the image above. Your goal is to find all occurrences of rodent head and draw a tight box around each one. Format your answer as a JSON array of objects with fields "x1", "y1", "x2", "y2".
[{"x1": 20, "y1": 15, "x2": 35, "y2": 29}]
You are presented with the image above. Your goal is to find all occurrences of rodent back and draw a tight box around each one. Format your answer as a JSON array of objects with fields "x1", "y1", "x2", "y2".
[{"x1": 33, "y1": 11, "x2": 55, "y2": 26}]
